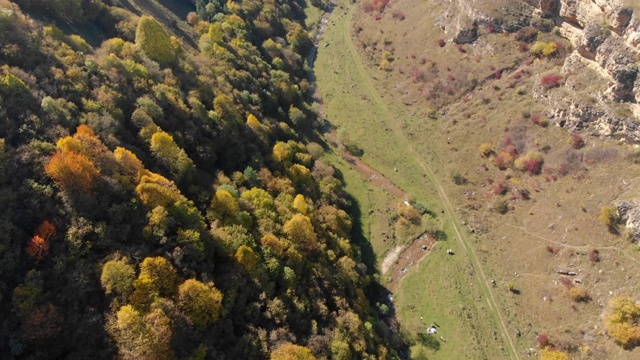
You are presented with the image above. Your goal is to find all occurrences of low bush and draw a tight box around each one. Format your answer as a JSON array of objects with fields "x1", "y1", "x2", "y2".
[
  {"x1": 492, "y1": 198, "x2": 508, "y2": 214},
  {"x1": 531, "y1": 113, "x2": 548, "y2": 127},
  {"x1": 598, "y1": 205, "x2": 620, "y2": 228},
  {"x1": 392, "y1": 11, "x2": 405, "y2": 21},
  {"x1": 537, "y1": 334, "x2": 550, "y2": 347},
  {"x1": 515, "y1": 27, "x2": 538, "y2": 43},
  {"x1": 570, "y1": 133, "x2": 585, "y2": 149},
  {"x1": 569, "y1": 287, "x2": 591, "y2": 302},
  {"x1": 515, "y1": 151, "x2": 544, "y2": 175},
  {"x1": 541, "y1": 74, "x2": 562, "y2": 89},
  {"x1": 478, "y1": 142, "x2": 493, "y2": 157}
]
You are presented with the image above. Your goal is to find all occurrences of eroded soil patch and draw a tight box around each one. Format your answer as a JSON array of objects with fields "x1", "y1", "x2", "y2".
[{"x1": 384, "y1": 233, "x2": 434, "y2": 292}]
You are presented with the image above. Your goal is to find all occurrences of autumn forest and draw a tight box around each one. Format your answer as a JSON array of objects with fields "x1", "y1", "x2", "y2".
[{"x1": 0, "y1": 0, "x2": 402, "y2": 358}]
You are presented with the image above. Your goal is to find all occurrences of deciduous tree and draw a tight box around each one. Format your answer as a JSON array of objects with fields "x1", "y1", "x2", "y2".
[
  {"x1": 135, "y1": 16, "x2": 176, "y2": 66},
  {"x1": 138, "y1": 256, "x2": 179, "y2": 297},
  {"x1": 283, "y1": 214, "x2": 317, "y2": 251},
  {"x1": 26, "y1": 220, "x2": 56, "y2": 261},
  {"x1": 178, "y1": 279, "x2": 223, "y2": 329},
  {"x1": 605, "y1": 296, "x2": 640, "y2": 348},
  {"x1": 150, "y1": 131, "x2": 195, "y2": 180},
  {"x1": 270, "y1": 342, "x2": 316, "y2": 360},
  {"x1": 101, "y1": 258, "x2": 135, "y2": 298},
  {"x1": 45, "y1": 150, "x2": 100, "y2": 192}
]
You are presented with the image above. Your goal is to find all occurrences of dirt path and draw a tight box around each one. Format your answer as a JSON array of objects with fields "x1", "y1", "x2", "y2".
[
  {"x1": 339, "y1": 4, "x2": 519, "y2": 358},
  {"x1": 383, "y1": 234, "x2": 435, "y2": 292},
  {"x1": 342, "y1": 152, "x2": 406, "y2": 199}
]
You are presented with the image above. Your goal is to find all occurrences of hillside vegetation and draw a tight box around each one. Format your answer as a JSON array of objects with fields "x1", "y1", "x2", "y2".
[{"x1": 0, "y1": 0, "x2": 406, "y2": 358}]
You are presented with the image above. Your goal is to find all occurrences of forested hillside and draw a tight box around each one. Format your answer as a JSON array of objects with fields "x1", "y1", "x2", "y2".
[{"x1": 0, "y1": 0, "x2": 403, "y2": 358}]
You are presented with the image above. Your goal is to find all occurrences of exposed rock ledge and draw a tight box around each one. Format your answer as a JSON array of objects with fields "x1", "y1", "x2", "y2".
[
  {"x1": 615, "y1": 201, "x2": 640, "y2": 243},
  {"x1": 439, "y1": 0, "x2": 640, "y2": 142}
]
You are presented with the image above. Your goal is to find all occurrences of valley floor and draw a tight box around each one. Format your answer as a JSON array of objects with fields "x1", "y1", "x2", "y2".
[{"x1": 313, "y1": 0, "x2": 640, "y2": 359}]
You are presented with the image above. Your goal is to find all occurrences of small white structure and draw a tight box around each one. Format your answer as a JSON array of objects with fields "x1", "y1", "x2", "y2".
[{"x1": 427, "y1": 326, "x2": 437, "y2": 334}]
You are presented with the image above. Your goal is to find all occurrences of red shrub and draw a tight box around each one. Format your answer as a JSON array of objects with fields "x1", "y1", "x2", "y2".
[
  {"x1": 486, "y1": 25, "x2": 495, "y2": 33},
  {"x1": 537, "y1": 334, "x2": 550, "y2": 347},
  {"x1": 365, "y1": 0, "x2": 390, "y2": 12},
  {"x1": 546, "y1": 245, "x2": 560, "y2": 254},
  {"x1": 493, "y1": 182, "x2": 507, "y2": 195},
  {"x1": 518, "y1": 42, "x2": 529, "y2": 52},
  {"x1": 504, "y1": 144, "x2": 518, "y2": 157},
  {"x1": 410, "y1": 68, "x2": 425, "y2": 82},
  {"x1": 494, "y1": 71, "x2": 502, "y2": 79},
  {"x1": 456, "y1": 44, "x2": 465, "y2": 53},
  {"x1": 495, "y1": 152, "x2": 513, "y2": 170},
  {"x1": 531, "y1": 113, "x2": 542, "y2": 125},
  {"x1": 541, "y1": 74, "x2": 562, "y2": 89},
  {"x1": 589, "y1": 249, "x2": 600, "y2": 262},
  {"x1": 570, "y1": 133, "x2": 585, "y2": 149},
  {"x1": 515, "y1": 27, "x2": 538, "y2": 43},
  {"x1": 437, "y1": 39, "x2": 446, "y2": 47},
  {"x1": 523, "y1": 159, "x2": 543, "y2": 175},
  {"x1": 363, "y1": 2, "x2": 375, "y2": 12}
]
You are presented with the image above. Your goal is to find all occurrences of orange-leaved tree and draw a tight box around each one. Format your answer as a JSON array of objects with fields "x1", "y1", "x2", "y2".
[
  {"x1": 45, "y1": 150, "x2": 100, "y2": 192},
  {"x1": 26, "y1": 221, "x2": 56, "y2": 261}
]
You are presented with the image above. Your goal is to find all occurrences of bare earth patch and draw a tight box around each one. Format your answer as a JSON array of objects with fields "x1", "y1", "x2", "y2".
[
  {"x1": 381, "y1": 245, "x2": 403, "y2": 274},
  {"x1": 385, "y1": 233, "x2": 434, "y2": 292}
]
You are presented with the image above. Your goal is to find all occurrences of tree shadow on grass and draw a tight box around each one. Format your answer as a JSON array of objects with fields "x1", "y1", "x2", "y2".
[
  {"x1": 343, "y1": 191, "x2": 377, "y2": 274},
  {"x1": 417, "y1": 332, "x2": 441, "y2": 351},
  {"x1": 432, "y1": 230, "x2": 447, "y2": 241}
]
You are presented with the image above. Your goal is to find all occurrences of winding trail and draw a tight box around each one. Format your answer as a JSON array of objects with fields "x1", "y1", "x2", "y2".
[{"x1": 333, "y1": 4, "x2": 519, "y2": 359}]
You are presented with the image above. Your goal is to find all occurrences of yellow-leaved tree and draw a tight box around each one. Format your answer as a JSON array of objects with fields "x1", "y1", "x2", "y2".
[
  {"x1": 605, "y1": 296, "x2": 640, "y2": 348},
  {"x1": 293, "y1": 194, "x2": 307, "y2": 214},
  {"x1": 149, "y1": 131, "x2": 195, "y2": 180},
  {"x1": 177, "y1": 279, "x2": 223, "y2": 329},
  {"x1": 270, "y1": 343, "x2": 316, "y2": 360},
  {"x1": 110, "y1": 303, "x2": 173, "y2": 359},
  {"x1": 135, "y1": 16, "x2": 176, "y2": 67},
  {"x1": 283, "y1": 214, "x2": 317, "y2": 251}
]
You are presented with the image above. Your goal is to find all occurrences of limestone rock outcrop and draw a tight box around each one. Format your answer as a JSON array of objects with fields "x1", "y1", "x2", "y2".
[
  {"x1": 436, "y1": 0, "x2": 640, "y2": 141},
  {"x1": 535, "y1": 0, "x2": 640, "y2": 141},
  {"x1": 615, "y1": 201, "x2": 640, "y2": 243}
]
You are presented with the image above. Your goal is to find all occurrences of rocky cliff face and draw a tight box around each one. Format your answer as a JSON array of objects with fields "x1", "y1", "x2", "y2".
[
  {"x1": 540, "y1": 0, "x2": 640, "y2": 140},
  {"x1": 441, "y1": 0, "x2": 640, "y2": 141}
]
